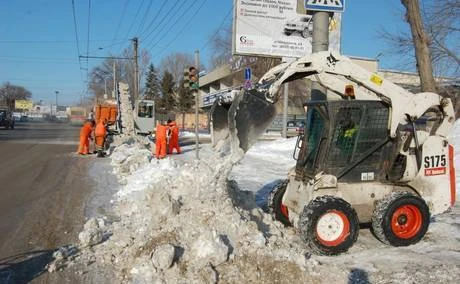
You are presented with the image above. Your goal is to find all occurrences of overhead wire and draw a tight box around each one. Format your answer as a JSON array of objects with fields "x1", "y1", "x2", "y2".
[
  {"x1": 146, "y1": 0, "x2": 199, "y2": 50},
  {"x1": 124, "y1": 0, "x2": 145, "y2": 39},
  {"x1": 151, "y1": 0, "x2": 209, "y2": 60},
  {"x1": 200, "y1": 5, "x2": 233, "y2": 51},
  {"x1": 136, "y1": 0, "x2": 154, "y2": 36},
  {"x1": 112, "y1": 0, "x2": 130, "y2": 43},
  {"x1": 86, "y1": 0, "x2": 92, "y2": 86},
  {"x1": 137, "y1": 0, "x2": 168, "y2": 39},
  {"x1": 141, "y1": 0, "x2": 181, "y2": 44},
  {"x1": 71, "y1": 0, "x2": 86, "y2": 94}
]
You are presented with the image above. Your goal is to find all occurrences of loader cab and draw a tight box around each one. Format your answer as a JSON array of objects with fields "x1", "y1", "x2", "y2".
[
  {"x1": 295, "y1": 100, "x2": 390, "y2": 182},
  {"x1": 134, "y1": 100, "x2": 155, "y2": 134}
]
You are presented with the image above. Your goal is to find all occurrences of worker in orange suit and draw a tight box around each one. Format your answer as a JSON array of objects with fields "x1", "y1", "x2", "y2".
[
  {"x1": 77, "y1": 119, "x2": 95, "y2": 155},
  {"x1": 155, "y1": 122, "x2": 168, "y2": 159},
  {"x1": 95, "y1": 119, "x2": 107, "y2": 157},
  {"x1": 167, "y1": 119, "x2": 181, "y2": 154}
]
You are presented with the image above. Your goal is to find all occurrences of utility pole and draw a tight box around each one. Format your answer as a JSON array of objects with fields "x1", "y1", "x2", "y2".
[
  {"x1": 194, "y1": 50, "x2": 200, "y2": 159},
  {"x1": 133, "y1": 37, "x2": 139, "y2": 101},
  {"x1": 311, "y1": 11, "x2": 329, "y2": 101},
  {"x1": 113, "y1": 61, "x2": 116, "y2": 98},
  {"x1": 55, "y1": 91, "x2": 59, "y2": 115}
]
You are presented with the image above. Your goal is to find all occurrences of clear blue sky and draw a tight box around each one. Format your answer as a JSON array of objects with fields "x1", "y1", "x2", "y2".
[{"x1": 0, "y1": 0, "x2": 410, "y2": 106}]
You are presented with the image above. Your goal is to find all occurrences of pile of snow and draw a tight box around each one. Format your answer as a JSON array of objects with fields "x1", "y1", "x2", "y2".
[{"x1": 51, "y1": 120, "x2": 460, "y2": 283}]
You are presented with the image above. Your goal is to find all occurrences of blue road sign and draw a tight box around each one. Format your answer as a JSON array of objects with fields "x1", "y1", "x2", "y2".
[
  {"x1": 245, "y1": 67, "x2": 251, "y2": 81},
  {"x1": 305, "y1": 0, "x2": 345, "y2": 13}
]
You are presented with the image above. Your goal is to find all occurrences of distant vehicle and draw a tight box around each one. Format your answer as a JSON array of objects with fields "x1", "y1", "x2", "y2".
[
  {"x1": 12, "y1": 112, "x2": 27, "y2": 121},
  {"x1": 0, "y1": 108, "x2": 15, "y2": 129},
  {"x1": 285, "y1": 119, "x2": 305, "y2": 137},
  {"x1": 284, "y1": 15, "x2": 313, "y2": 38},
  {"x1": 68, "y1": 107, "x2": 87, "y2": 126}
]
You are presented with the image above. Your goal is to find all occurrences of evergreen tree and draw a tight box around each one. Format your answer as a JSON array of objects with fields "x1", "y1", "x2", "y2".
[
  {"x1": 159, "y1": 71, "x2": 176, "y2": 111},
  {"x1": 177, "y1": 79, "x2": 194, "y2": 112},
  {"x1": 144, "y1": 63, "x2": 160, "y2": 101}
]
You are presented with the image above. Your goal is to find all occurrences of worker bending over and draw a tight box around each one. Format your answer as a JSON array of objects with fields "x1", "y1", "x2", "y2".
[
  {"x1": 77, "y1": 119, "x2": 95, "y2": 155},
  {"x1": 95, "y1": 119, "x2": 107, "y2": 157},
  {"x1": 155, "y1": 122, "x2": 168, "y2": 159},
  {"x1": 167, "y1": 119, "x2": 181, "y2": 154}
]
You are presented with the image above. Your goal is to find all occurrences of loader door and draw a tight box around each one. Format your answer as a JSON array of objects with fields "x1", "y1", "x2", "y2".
[{"x1": 326, "y1": 101, "x2": 390, "y2": 182}]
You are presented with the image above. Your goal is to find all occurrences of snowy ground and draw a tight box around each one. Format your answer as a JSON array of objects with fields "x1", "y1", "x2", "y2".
[{"x1": 50, "y1": 121, "x2": 460, "y2": 283}]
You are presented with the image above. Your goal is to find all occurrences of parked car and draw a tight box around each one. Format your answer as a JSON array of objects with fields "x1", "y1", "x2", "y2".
[
  {"x1": 286, "y1": 120, "x2": 304, "y2": 137},
  {"x1": 284, "y1": 16, "x2": 313, "y2": 38},
  {"x1": 0, "y1": 108, "x2": 15, "y2": 129}
]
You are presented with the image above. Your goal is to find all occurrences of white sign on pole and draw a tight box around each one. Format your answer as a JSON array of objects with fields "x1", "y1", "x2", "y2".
[
  {"x1": 305, "y1": 0, "x2": 346, "y2": 13},
  {"x1": 233, "y1": 0, "x2": 341, "y2": 58}
]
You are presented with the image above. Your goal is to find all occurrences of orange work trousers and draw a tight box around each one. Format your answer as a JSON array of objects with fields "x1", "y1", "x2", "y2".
[
  {"x1": 155, "y1": 139, "x2": 167, "y2": 159},
  {"x1": 95, "y1": 135, "x2": 105, "y2": 151},
  {"x1": 77, "y1": 135, "x2": 90, "y2": 154},
  {"x1": 168, "y1": 139, "x2": 181, "y2": 154}
]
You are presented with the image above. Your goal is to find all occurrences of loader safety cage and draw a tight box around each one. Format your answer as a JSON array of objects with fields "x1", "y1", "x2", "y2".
[{"x1": 296, "y1": 100, "x2": 391, "y2": 183}]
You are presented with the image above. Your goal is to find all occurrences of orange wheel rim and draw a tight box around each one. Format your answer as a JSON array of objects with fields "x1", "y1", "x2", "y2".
[
  {"x1": 391, "y1": 205, "x2": 422, "y2": 239},
  {"x1": 280, "y1": 203, "x2": 289, "y2": 219},
  {"x1": 315, "y1": 210, "x2": 350, "y2": 247}
]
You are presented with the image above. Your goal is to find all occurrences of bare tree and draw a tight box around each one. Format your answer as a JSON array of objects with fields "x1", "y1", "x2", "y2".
[
  {"x1": 381, "y1": 1, "x2": 459, "y2": 87},
  {"x1": 89, "y1": 47, "x2": 150, "y2": 102},
  {"x1": 0, "y1": 82, "x2": 32, "y2": 111},
  {"x1": 159, "y1": 53, "x2": 195, "y2": 87},
  {"x1": 401, "y1": 0, "x2": 437, "y2": 92}
]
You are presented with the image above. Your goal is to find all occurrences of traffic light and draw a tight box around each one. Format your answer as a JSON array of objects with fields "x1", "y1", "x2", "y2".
[{"x1": 183, "y1": 66, "x2": 199, "y2": 89}]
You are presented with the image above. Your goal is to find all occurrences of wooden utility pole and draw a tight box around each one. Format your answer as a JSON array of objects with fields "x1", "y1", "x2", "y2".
[
  {"x1": 194, "y1": 50, "x2": 200, "y2": 159},
  {"x1": 401, "y1": 0, "x2": 437, "y2": 92},
  {"x1": 133, "y1": 37, "x2": 139, "y2": 100}
]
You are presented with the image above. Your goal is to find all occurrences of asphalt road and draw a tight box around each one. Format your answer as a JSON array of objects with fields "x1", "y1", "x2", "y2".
[{"x1": 0, "y1": 121, "x2": 94, "y2": 283}]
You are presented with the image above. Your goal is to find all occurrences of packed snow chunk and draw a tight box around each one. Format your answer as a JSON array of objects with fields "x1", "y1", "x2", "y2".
[
  {"x1": 79, "y1": 217, "x2": 105, "y2": 247},
  {"x1": 150, "y1": 191, "x2": 180, "y2": 218},
  {"x1": 189, "y1": 230, "x2": 230, "y2": 269},
  {"x1": 151, "y1": 244, "x2": 175, "y2": 271},
  {"x1": 111, "y1": 143, "x2": 152, "y2": 176},
  {"x1": 47, "y1": 245, "x2": 78, "y2": 272}
]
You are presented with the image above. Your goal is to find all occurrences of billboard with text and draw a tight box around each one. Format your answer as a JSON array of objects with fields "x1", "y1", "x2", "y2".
[{"x1": 233, "y1": 0, "x2": 341, "y2": 58}]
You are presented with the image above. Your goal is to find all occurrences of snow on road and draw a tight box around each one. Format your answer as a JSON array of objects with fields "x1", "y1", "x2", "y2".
[{"x1": 51, "y1": 120, "x2": 460, "y2": 283}]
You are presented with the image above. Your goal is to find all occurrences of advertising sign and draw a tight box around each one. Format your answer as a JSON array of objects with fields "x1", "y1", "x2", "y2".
[
  {"x1": 15, "y1": 100, "x2": 33, "y2": 110},
  {"x1": 233, "y1": 0, "x2": 341, "y2": 58}
]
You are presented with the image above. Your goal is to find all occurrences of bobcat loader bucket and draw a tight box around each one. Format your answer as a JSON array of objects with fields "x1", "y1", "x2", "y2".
[{"x1": 211, "y1": 88, "x2": 277, "y2": 154}]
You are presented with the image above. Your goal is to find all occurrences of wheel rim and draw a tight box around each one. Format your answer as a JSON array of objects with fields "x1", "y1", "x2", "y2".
[
  {"x1": 316, "y1": 210, "x2": 350, "y2": 246},
  {"x1": 391, "y1": 204, "x2": 422, "y2": 239},
  {"x1": 279, "y1": 203, "x2": 289, "y2": 219}
]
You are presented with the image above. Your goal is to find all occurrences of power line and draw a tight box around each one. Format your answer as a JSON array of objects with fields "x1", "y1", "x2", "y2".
[
  {"x1": 71, "y1": 0, "x2": 86, "y2": 95},
  {"x1": 86, "y1": 0, "x2": 92, "y2": 91},
  {"x1": 147, "y1": 0, "x2": 199, "y2": 50},
  {"x1": 111, "y1": 0, "x2": 131, "y2": 45},
  {"x1": 200, "y1": 6, "x2": 233, "y2": 51},
  {"x1": 136, "y1": 0, "x2": 154, "y2": 36},
  {"x1": 138, "y1": 0, "x2": 168, "y2": 39},
  {"x1": 124, "y1": 0, "x2": 145, "y2": 39},
  {"x1": 142, "y1": 0, "x2": 182, "y2": 44},
  {"x1": 151, "y1": 0, "x2": 209, "y2": 60}
]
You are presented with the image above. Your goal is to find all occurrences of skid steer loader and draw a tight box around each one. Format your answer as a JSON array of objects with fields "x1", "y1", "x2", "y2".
[{"x1": 211, "y1": 51, "x2": 456, "y2": 255}]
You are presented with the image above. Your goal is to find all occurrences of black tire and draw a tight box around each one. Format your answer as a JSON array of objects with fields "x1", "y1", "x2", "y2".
[
  {"x1": 268, "y1": 180, "x2": 291, "y2": 226},
  {"x1": 298, "y1": 196, "x2": 359, "y2": 255},
  {"x1": 371, "y1": 192, "x2": 430, "y2": 246}
]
